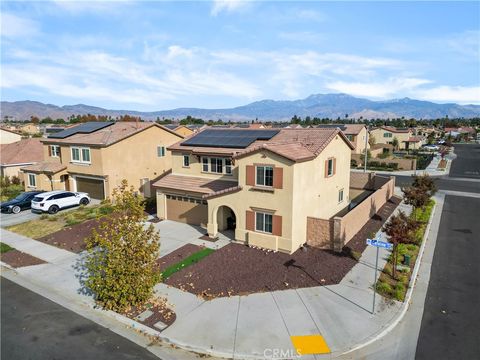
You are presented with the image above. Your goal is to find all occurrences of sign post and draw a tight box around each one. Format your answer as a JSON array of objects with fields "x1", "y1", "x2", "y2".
[{"x1": 366, "y1": 238, "x2": 393, "y2": 314}]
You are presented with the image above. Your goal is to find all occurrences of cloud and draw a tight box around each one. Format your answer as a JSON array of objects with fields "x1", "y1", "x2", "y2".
[
  {"x1": 278, "y1": 31, "x2": 325, "y2": 43},
  {"x1": 294, "y1": 9, "x2": 326, "y2": 22},
  {"x1": 326, "y1": 78, "x2": 432, "y2": 98},
  {"x1": 211, "y1": 0, "x2": 251, "y2": 16},
  {"x1": 442, "y1": 30, "x2": 480, "y2": 58},
  {"x1": 413, "y1": 85, "x2": 480, "y2": 104},
  {"x1": 52, "y1": 0, "x2": 132, "y2": 13},
  {"x1": 0, "y1": 13, "x2": 40, "y2": 39}
]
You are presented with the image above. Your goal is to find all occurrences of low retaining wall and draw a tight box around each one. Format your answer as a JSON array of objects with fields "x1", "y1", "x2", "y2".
[
  {"x1": 307, "y1": 174, "x2": 396, "y2": 252},
  {"x1": 351, "y1": 154, "x2": 416, "y2": 170}
]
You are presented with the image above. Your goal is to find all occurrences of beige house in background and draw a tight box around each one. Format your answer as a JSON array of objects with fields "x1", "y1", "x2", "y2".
[
  {"x1": 19, "y1": 123, "x2": 41, "y2": 135},
  {"x1": 342, "y1": 124, "x2": 369, "y2": 154},
  {"x1": 154, "y1": 128, "x2": 354, "y2": 254},
  {"x1": 370, "y1": 126, "x2": 423, "y2": 150},
  {"x1": 164, "y1": 124, "x2": 195, "y2": 137},
  {"x1": 0, "y1": 128, "x2": 22, "y2": 144},
  {"x1": 1, "y1": 138, "x2": 43, "y2": 178},
  {"x1": 21, "y1": 122, "x2": 182, "y2": 199}
]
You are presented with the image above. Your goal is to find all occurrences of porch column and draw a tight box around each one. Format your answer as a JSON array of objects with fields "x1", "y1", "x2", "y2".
[{"x1": 207, "y1": 203, "x2": 218, "y2": 238}]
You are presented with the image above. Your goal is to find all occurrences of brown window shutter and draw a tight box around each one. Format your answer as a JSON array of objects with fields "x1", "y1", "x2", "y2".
[
  {"x1": 246, "y1": 210, "x2": 255, "y2": 231},
  {"x1": 273, "y1": 167, "x2": 283, "y2": 189},
  {"x1": 324, "y1": 160, "x2": 329, "y2": 178},
  {"x1": 272, "y1": 215, "x2": 282, "y2": 236},
  {"x1": 48, "y1": 146, "x2": 52, "y2": 156},
  {"x1": 333, "y1": 158, "x2": 337, "y2": 175},
  {"x1": 246, "y1": 165, "x2": 255, "y2": 186}
]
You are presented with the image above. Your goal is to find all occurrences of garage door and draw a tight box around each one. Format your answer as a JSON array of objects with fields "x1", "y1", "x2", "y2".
[
  {"x1": 76, "y1": 177, "x2": 105, "y2": 200},
  {"x1": 166, "y1": 195, "x2": 207, "y2": 226}
]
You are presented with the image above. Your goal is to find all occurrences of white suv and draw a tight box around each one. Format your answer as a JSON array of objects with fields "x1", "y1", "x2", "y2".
[{"x1": 31, "y1": 191, "x2": 91, "y2": 214}]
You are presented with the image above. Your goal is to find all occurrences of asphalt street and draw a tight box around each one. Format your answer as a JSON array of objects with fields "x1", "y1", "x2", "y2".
[
  {"x1": 0, "y1": 277, "x2": 160, "y2": 360},
  {"x1": 415, "y1": 196, "x2": 480, "y2": 359},
  {"x1": 448, "y1": 143, "x2": 480, "y2": 179}
]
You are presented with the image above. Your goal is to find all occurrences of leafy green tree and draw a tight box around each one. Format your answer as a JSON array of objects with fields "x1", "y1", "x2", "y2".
[
  {"x1": 392, "y1": 137, "x2": 399, "y2": 150},
  {"x1": 382, "y1": 211, "x2": 418, "y2": 279},
  {"x1": 84, "y1": 180, "x2": 160, "y2": 312},
  {"x1": 402, "y1": 186, "x2": 429, "y2": 221}
]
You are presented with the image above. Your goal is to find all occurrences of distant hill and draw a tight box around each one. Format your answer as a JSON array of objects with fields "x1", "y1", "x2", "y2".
[{"x1": 1, "y1": 94, "x2": 479, "y2": 121}]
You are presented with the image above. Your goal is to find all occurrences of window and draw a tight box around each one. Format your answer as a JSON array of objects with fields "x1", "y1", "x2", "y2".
[
  {"x1": 71, "y1": 147, "x2": 91, "y2": 163},
  {"x1": 202, "y1": 157, "x2": 209, "y2": 172},
  {"x1": 210, "y1": 158, "x2": 223, "y2": 173},
  {"x1": 255, "y1": 212, "x2": 273, "y2": 233},
  {"x1": 28, "y1": 173, "x2": 36, "y2": 187},
  {"x1": 338, "y1": 189, "x2": 344, "y2": 203},
  {"x1": 383, "y1": 132, "x2": 393, "y2": 138},
  {"x1": 157, "y1": 146, "x2": 166, "y2": 157},
  {"x1": 346, "y1": 134, "x2": 354, "y2": 141},
  {"x1": 51, "y1": 145, "x2": 61, "y2": 157},
  {"x1": 327, "y1": 159, "x2": 334, "y2": 177},
  {"x1": 225, "y1": 159, "x2": 232, "y2": 174},
  {"x1": 256, "y1": 166, "x2": 273, "y2": 187},
  {"x1": 183, "y1": 154, "x2": 190, "y2": 167}
]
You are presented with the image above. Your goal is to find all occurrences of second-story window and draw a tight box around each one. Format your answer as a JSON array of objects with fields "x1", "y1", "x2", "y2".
[
  {"x1": 71, "y1": 147, "x2": 91, "y2": 164},
  {"x1": 202, "y1": 157, "x2": 209, "y2": 172},
  {"x1": 183, "y1": 154, "x2": 190, "y2": 167},
  {"x1": 51, "y1": 145, "x2": 61, "y2": 157},
  {"x1": 157, "y1": 146, "x2": 166, "y2": 157},
  {"x1": 327, "y1": 158, "x2": 334, "y2": 177},
  {"x1": 210, "y1": 158, "x2": 223, "y2": 173},
  {"x1": 256, "y1": 166, "x2": 273, "y2": 187}
]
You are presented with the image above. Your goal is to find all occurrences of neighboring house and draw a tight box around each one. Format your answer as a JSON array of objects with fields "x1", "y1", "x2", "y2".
[
  {"x1": 445, "y1": 127, "x2": 476, "y2": 139},
  {"x1": 316, "y1": 124, "x2": 368, "y2": 154},
  {"x1": 154, "y1": 128, "x2": 353, "y2": 254},
  {"x1": 1, "y1": 138, "x2": 44, "y2": 178},
  {"x1": 370, "y1": 126, "x2": 422, "y2": 150},
  {"x1": 0, "y1": 128, "x2": 22, "y2": 145},
  {"x1": 19, "y1": 123, "x2": 40, "y2": 135},
  {"x1": 20, "y1": 122, "x2": 183, "y2": 199},
  {"x1": 163, "y1": 124, "x2": 195, "y2": 137}
]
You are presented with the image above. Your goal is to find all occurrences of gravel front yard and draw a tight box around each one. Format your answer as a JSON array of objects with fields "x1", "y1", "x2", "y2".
[{"x1": 1, "y1": 250, "x2": 46, "y2": 268}]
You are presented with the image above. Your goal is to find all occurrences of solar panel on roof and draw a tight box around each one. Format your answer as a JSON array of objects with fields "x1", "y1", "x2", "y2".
[
  {"x1": 48, "y1": 122, "x2": 115, "y2": 139},
  {"x1": 181, "y1": 129, "x2": 279, "y2": 148}
]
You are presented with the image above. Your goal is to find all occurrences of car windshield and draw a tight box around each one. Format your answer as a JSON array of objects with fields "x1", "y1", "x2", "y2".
[
  {"x1": 32, "y1": 196, "x2": 44, "y2": 202},
  {"x1": 14, "y1": 193, "x2": 30, "y2": 201}
]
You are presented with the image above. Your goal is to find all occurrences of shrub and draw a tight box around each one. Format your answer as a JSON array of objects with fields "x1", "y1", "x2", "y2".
[
  {"x1": 350, "y1": 159, "x2": 358, "y2": 167},
  {"x1": 376, "y1": 281, "x2": 392, "y2": 294}
]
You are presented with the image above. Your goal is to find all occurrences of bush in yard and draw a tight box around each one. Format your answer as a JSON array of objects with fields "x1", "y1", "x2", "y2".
[
  {"x1": 402, "y1": 186, "x2": 430, "y2": 221},
  {"x1": 84, "y1": 180, "x2": 160, "y2": 312},
  {"x1": 411, "y1": 174, "x2": 437, "y2": 197},
  {"x1": 382, "y1": 211, "x2": 418, "y2": 280}
]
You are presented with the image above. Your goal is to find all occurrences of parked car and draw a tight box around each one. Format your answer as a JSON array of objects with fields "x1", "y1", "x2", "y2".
[
  {"x1": 31, "y1": 190, "x2": 91, "y2": 214},
  {"x1": 0, "y1": 191, "x2": 45, "y2": 214},
  {"x1": 422, "y1": 144, "x2": 439, "y2": 151}
]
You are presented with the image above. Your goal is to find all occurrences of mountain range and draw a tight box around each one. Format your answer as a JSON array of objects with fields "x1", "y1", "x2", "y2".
[{"x1": 1, "y1": 94, "x2": 479, "y2": 121}]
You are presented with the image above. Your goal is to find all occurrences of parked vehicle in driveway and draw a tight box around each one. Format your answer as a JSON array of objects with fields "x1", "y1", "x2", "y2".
[
  {"x1": 422, "y1": 144, "x2": 439, "y2": 151},
  {"x1": 31, "y1": 190, "x2": 91, "y2": 214},
  {"x1": 0, "y1": 191, "x2": 45, "y2": 214}
]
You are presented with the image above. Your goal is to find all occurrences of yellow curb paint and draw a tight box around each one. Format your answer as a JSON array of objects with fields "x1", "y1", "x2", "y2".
[{"x1": 290, "y1": 335, "x2": 331, "y2": 355}]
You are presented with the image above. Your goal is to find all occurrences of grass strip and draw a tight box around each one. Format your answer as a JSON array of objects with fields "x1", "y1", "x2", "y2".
[
  {"x1": 161, "y1": 248, "x2": 215, "y2": 280},
  {"x1": 0, "y1": 242, "x2": 14, "y2": 254}
]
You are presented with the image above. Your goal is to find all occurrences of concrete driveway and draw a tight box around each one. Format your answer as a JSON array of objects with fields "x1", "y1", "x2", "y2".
[
  {"x1": 153, "y1": 220, "x2": 231, "y2": 256},
  {"x1": 0, "y1": 210, "x2": 40, "y2": 228}
]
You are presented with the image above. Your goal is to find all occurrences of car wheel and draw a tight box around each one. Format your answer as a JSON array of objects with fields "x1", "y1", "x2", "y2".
[
  {"x1": 80, "y1": 198, "x2": 90, "y2": 206},
  {"x1": 12, "y1": 206, "x2": 21, "y2": 214},
  {"x1": 48, "y1": 205, "x2": 59, "y2": 214}
]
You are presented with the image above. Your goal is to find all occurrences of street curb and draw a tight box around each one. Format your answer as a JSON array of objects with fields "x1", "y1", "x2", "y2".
[{"x1": 340, "y1": 197, "x2": 439, "y2": 356}]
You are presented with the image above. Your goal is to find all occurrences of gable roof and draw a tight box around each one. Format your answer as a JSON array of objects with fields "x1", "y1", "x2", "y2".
[
  {"x1": 21, "y1": 161, "x2": 67, "y2": 174},
  {"x1": 42, "y1": 122, "x2": 182, "y2": 146},
  {"x1": 374, "y1": 126, "x2": 410, "y2": 134},
  {"x1": 0, "y1": 138, "x2": 43, "y2": 166},
  {"x1": 1, "y1": 127, "x2": 22, "y2": 136}
]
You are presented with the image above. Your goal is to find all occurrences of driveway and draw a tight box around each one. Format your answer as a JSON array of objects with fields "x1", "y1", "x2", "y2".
[
  {"x1": 0, "y1": 210, "x2": 40, "y2": 228},
  {"x1": 153, "y1": 220, "x2": 231, "y2": 257}
]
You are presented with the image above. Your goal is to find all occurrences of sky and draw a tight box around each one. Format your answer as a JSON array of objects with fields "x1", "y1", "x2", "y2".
[{"x1": 1, "y1": 0, "x2": 479, "y2": 111}]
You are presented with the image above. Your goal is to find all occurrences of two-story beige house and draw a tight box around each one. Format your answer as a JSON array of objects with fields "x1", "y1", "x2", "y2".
[
  {"x1": 370, "y1": 126, "x2": 422, "y2": 150},
  {"x1": 317, "y1": 124, "x2": 369, "y2": 154},
  {"x1": 154, "y1": 128, "x2": 354, "y2": 254},
  {"x1": 21, "y1": 122, "x2": 182, "y2": 199}
]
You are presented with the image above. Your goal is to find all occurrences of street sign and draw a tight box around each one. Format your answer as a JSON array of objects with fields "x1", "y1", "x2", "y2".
[{"x1": 366, "y1": 238, "x2": 393, "y2": 250}]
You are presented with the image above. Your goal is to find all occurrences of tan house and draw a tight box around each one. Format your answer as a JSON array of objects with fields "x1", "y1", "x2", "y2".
[
  {"x1": 154, "y1": 128, "x2": 354, "y2": 254},
  {"x1": 1, "y1": 138, "x2": 43, "y2": 178},
  {"x1": 19, "y1": 123, "x2": 41, "y2": 135},
  {"x1": 164, "y1": 124, "x2": 195, "y2": 137},
  {"x1": 370, "y1": 126, "x2": 423, "y2": 150},
  {"x1": 0, "y1": 128, "x2": 22, "y2": 145},
  {"x1": 317, "y1": 124, "x2": 369, "y2": 154},
  {"x1": 20, "y1": 122, "x2": 183, "y2": 199}
]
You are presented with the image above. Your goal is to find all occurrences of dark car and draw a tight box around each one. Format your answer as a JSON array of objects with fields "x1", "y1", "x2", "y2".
[{"x1": 0, "y1": 191, "x2": 45, "y2": 214}]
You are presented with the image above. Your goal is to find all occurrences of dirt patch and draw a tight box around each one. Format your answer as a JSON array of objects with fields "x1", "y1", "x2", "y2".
[
  {"x1": 165, "y1": 243, "x2": 356, "y2": 298},
  {"x1": 198, "y1": 235, "x2": 218, "y2": 242},
  {"x1": 344, "y1": 196, "x2": 402, "y2": 253},
  {"x1": 156, "y1": 244, "x2": 203, "y2": 270},
  {"x1": 125, "y1": 299, "x2": 176, "y2": 330},
  {"x1": 36, "y1": 217, "x2": 112, "y2": 253},
  {"x1": 1, "y1": 250, "x2": 46, "y2": 268}
]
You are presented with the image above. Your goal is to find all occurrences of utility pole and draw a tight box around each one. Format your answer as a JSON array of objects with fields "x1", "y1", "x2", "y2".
[{"x1": 364, "y1": 126, "x2": 369, "y2": 173}]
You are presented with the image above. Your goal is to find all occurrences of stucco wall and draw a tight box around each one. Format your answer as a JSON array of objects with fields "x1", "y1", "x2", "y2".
[
  {"x1": 291, "y1": 134, "x2": 351, "y2": 251},
  {"x1": 306, "y1": 217, "x2": 333, "y2": 249},
  {"x1": 0, "y1": 129, "x2": 22, "y2": 145},
  {"x1": 350, "y1": 127, "x2": 369, "y2": 154}
]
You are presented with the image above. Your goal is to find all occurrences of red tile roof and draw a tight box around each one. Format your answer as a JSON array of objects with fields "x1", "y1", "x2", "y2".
[
  {"x1": 21, "y1": 162, "x2": 67, "y2": 174},
  {"x1": 0, "y1": 138, "x2": 43, "y2": 166},
  {"x1": 153, "y1": 174, "x2": 237, "y2": 195}
]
